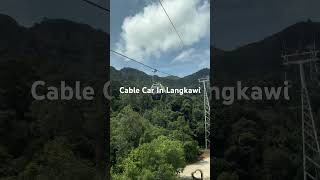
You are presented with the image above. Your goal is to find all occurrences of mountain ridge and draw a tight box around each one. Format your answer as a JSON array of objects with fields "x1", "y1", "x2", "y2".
[
  {"x1": 213, "y1": 20, "x2": 320, "y2": 81},
  {"x1": 110, "y1": 66, "x2": 210, "y2": 88},
  {"x1": 111, "y1": 66, "x2": 209, "y2": 78}
]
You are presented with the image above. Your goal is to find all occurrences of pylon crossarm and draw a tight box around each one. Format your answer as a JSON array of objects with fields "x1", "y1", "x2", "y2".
[
  {"x1": 306, "y1": 172, "x2": 316, "y2": 180},
  {"x1": 306, "y1": 156, "x2": 320, "y2": 169},
  {"x1": 305, "y1": 143, "x2": 318, "y2": 153}
]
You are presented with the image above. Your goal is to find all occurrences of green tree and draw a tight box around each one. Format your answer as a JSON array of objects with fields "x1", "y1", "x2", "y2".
[
  {"x1": 143, "y1": 108, "x2": 170, "y2": 128},
  {"x1": 117, "y1": 136, "x2": 186, "y2": 180},
  {"x1": 111, "y1": 106, "x2": 151, "y2": 167},
  {"x1": 183, "y1": 141, "x2": 199, "y2": 163}
]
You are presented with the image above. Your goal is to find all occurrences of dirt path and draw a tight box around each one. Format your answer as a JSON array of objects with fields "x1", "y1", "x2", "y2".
[{"x1": 180, "y1": 150, "x2": 210, "y2": 180}]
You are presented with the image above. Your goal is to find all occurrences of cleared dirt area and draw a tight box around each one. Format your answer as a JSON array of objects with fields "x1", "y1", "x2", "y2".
[{"x1": 180, "y1": 150, "x2": 210, "y2": 180}]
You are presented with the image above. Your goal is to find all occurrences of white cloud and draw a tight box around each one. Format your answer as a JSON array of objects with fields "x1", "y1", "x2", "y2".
[
  {"x1": 116, "y1": 0, "x2": 210, "y2": 61},
  {"x1": 173, "y1": 48, "x2": 196, "y2": 62},
  {"x1": 172, "y1": 48, "x2": 210, "y2": 68}
]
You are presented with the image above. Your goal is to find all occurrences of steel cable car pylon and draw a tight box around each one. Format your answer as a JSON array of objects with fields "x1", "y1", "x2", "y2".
[
  {"x1": 282, "y1": 48, "x2": 320, "y2": 180},
  {"x1": 199, "y1": 76, "x2": 210, "y2": 149}
]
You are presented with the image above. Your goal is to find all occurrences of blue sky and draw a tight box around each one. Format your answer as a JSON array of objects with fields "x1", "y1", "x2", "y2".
[{"x1": 110, "y1": 0, "x2": 210, "y2": 77}]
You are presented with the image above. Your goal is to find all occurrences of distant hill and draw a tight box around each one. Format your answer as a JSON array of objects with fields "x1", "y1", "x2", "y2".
[
  {"x1": 110, "y1": 67, "x2": 210, "y2": 88},
  {"x1": 180, "y1": 68, "x2": 210, "y2": 86},
  {"x1": 165, "y1": 75, "x2": 180, "y2": 80},
  {"x1": 213, "y1": 20, "x2": 320, "y2": 81}
]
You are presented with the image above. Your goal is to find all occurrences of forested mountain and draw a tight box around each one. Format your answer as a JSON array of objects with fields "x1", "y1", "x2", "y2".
[
  {"x1": 212, "y1": 20, "x2": 320, "y2": 180},
  {"x1": 110, "y1": 78, "x2": 208, "y2": 179},
  {"x1": 0, "y1": 14, "x2": 108, "y2": 179},
  {"x1": 110, "y1": 66, "x2": 209, "y2": 89},
  {"x1": 110, "y1": 67, "x2": 210, "y2": 179},
  {"x1": 0, "y1": 13, "x2": 210, "y2": 180}
]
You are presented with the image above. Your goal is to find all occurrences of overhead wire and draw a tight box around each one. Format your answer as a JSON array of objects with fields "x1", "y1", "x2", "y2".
[
  {"x1": 158, "y1": 0, "x2": 185, "y2": 47},
  {"x1": 110, "y1": 50, "x2": 175, "y2": 77},
  {"x1": 80, "y1": 0, "x2": 178, "y2": 77},
  {"x1": 80, "y1": 0, "x2": 110, "y2": 12}
]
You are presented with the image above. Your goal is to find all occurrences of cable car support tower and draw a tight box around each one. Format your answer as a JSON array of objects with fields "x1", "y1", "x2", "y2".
[
  {"x1": 282, "y1": 49, "x2": 320, "y2": 180},
  {"x1": 199, "y1": 76, "x2": 210, "y2": 149}
]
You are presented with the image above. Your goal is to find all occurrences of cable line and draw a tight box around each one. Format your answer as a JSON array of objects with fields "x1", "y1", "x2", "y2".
[
  {"x1": 80, "y1": 0, "x2": 178, "y2": 77},
  {"x1": 110, "y1": 49, "x2": 175, "y2": 77},
  {"x1": 80, "y1": 0, "x2": 110, "y2": 12},
  {"x1": 158, "y1": 0, "x2": 184, "y2": 47}
]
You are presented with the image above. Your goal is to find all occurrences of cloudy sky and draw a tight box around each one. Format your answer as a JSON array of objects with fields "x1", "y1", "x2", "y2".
[
  {"x1": 213, "y1": 0, "x2": 320, "y2": 50},
  {"x1": 111, "y1": 0, "x2": 210, "y2": 77},
  {"x1": 2, "y1": 0, "x2": 320, "y2": 72}
]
